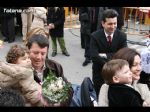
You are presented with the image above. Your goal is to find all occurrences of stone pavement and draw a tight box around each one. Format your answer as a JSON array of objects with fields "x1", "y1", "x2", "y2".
[{"x1": 0, "y1": 28, "x2": 149, "y2": 85}]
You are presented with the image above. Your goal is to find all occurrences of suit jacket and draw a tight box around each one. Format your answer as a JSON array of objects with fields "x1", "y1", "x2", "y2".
[
  {"x1": 79, "y1": 7, "x2": 91, "y2": 35},
  {"x1": 108, "y1": 84, "x2": 143, "y2": 107},
  {"x1": 90, "y1": 29, "x2": 127, "y2": 73}
]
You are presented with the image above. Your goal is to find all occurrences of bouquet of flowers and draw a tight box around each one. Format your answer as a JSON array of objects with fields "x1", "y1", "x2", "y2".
[{"x1": 42, "y1": 71, "x2": 72, "y2": 106}]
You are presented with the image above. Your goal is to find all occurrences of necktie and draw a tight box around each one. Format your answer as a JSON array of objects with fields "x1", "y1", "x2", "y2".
[{"x1": 107, "y1": 35, "x2": 112, "y2": 45}]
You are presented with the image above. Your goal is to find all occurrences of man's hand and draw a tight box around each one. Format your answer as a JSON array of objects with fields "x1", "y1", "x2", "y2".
[
  {"x1": 48, "y1": 23, "x2": 55, "y2": 29},
  {"x1": 98, "y1": 53, "x2": 107, "y2": 58}
]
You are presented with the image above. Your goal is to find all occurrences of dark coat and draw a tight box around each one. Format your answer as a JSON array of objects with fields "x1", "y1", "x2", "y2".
[
  {"x1": 90, "y1": 29, "x2": 127, "y2": 95},
  {"x1": 47, "y1": 7, "x2": 65, "y2": 38},
  {"x1": 79, "y1": 7, "x2": 91, "y2": 35},
  {"x1": 108, "y1": 84, "x2": 143, "y2": 106},
  {"x1": 139, "y1": 71, "x2": 150, "y2": 90},
  {"x1": 79, "y1": 7, "x2": 99, "y2": 34},
  {"x1": 90, "y1": 29, "x2": 127, "y2": 71},
  {"x1": 89, "y1": 7, "x2": 99, "y2": 33},
  {"x1": 34, "y1": 59, "x2": 65, "y2": 83}
]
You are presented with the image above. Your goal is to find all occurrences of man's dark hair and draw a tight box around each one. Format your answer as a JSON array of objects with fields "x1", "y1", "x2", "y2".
[
  {"x1": 0, "y1": 88, "x2": 25, "y2": 106},
  {"x1": 102, "y1": 9, "x2": 118, "y2": 22},
  {"x1": 26, "y1": 34, "x2": 49, "y2": 50}
]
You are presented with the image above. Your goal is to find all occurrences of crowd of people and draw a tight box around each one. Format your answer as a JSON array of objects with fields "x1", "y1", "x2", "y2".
[{"x1": 0, "y1": 7, "x2": 150, "y2": 107}]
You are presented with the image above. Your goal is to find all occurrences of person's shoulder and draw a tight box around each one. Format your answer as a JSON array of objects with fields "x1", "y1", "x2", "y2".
[
  {"x1": 46, "y1": 59, "x2": 62, "y2": 67},
  {"x1": 91, "y1": 29, "x2": 103, "y2": 37},
  {"x1": 110, "y1": 84, "x2": 133, "y2": 90},
  {"x1": 115, "y1": 29, "x2": 127, "y2": 37}
]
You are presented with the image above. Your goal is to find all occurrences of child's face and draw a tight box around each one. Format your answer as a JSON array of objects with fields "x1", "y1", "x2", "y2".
[
  {"x1": 16, "y1": 53, "x2": 31, "y2": 66},
  {"x1": 113, "y1": 65, "x2": 132, "y2": 84}
]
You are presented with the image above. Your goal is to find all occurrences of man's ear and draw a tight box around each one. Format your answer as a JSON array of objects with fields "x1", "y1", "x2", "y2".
[
  {"x1": 113, "y1": 76, "x2": 119, "y2": 83},
  {"x1": 101, "y1": 21, "x2": 104, "y2": 28}
]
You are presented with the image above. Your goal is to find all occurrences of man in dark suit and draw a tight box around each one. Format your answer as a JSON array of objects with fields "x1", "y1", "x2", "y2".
[
  {"x1": 90, "y1": 9, "x2": 127, "y2": 98},
  {"x1": 1, "y1": 7, "x2": 15, "y2": 43},
  {"x1": 79, "y1": 7, "x2": 99, "y2": 66}
]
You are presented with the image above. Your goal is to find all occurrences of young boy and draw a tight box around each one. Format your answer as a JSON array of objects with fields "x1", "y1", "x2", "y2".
[
  {"x1": 101, "y1": 59, "x2": 144, "y2": 106},
  {"x1": 6, "y1": 44, "x2": 31, "y2": 66},
  {"x1": 0, "y1": 44, "x2": 46, "y2": 106}
]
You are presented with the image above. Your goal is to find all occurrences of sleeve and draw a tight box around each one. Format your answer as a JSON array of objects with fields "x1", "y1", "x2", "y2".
[
  {"x1": 0, "y1": 61, "x2": 44, "y2": 106},
  {"x1": 90, "y1": 35, "x2": 108, "y2": 65},
  {"x1": 118, "y1": 32, "x2": 127, "y2": 48},
  {"x1": 98, "y1": 84, "x2": 109, "y2": 106},
  {"x1": 33, "y1": 7, "x2": 47, "y2": 20},
  {"x1": 130, "y1": 95, "x2": 143, "y2": 106}
]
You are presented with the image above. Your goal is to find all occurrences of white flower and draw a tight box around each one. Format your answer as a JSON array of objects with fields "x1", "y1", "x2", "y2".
[
  {"x1": 48, "y1": 83, "x2": 58, "y2": 92},
  {"x1": 42, "y1": 73, "x2": 71, "y2": 104},
  {"x1": 56, "y1": 77, "x2": 64, "y2": 90}
]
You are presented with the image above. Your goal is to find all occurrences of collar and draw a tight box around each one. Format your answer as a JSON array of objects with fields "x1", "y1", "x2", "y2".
[
  {"x1": 104, "y1": 30, "x2": 114, "y2": 38},
  {"x1": 125, "y1": 84, "x2": 133, "y2": 88},
  {"x1": 32, "y1": 62, "x2": 46, "y2": 73}
]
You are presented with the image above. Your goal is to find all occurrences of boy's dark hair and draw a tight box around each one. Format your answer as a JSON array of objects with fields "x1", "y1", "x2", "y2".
[
  {"x1": 102, "y1": 9, "x2": 118, "y2": 22},
  {"x1": 26, "y1": 34, "x2": 49, "y2": 50},
  {"x1": 0, "y1": 88, "x2": 25, "y2": 106},
  {"x1": 102, "y1": 59, "x2": 129, "y2": 85}
]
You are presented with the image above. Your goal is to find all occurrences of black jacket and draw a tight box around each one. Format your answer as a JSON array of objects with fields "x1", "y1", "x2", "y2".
[
  {"x1": 139, "y1": 71, "x2": 150, "y2": 90},
  {"x1": 108, "y1": 84, "x2": 143, "y2": 107},
  {"x1": 47, "y1": 7, "x2": 65, "y2": 38},
  {"x1": 90, "y1": 29, "x2": 127, "y2": 94},
  {"x1": 79, "y1": 7, "x2": 99, "y2": 34},
  {"x1": 79, "y1": 7, "x2": 91, "y2": 35},
  {"x1": 90, "y1": 29, "x2": 127, "y2": 72}
]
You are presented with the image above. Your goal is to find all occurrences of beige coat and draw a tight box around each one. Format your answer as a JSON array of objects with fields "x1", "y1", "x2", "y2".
[
  {"x1": 98, "y1": 83, "x2": 109, "y2": 107},
  {"x1": 0, "y1": 61, "x2": 43, "y2": 106},
  {"x1": 98, "y1": 81, "x2": 150, "y2": 106},
  {"x1": 132, "y1": 81, "x2": 150, "y2": 105},
  {"x1": 31, "y1": 7, "x2": 47, "y2": 31}
]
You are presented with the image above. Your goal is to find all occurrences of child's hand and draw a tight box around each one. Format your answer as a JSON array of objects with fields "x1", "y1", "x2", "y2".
[
  {"x1": 38, "y1": 87, "x2": 49, "y2": 107},
  {"x1": 41, "y1": 96, "x2": 49, "y2": 107},
  {"x1": 143, "y1": 101, "x2": 149, "y2": 107}
]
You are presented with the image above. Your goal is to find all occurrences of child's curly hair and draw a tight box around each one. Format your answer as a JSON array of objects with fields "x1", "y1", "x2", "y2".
[{"x1": 6, "y1": 44, "x2": 29, "y2": 64}]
